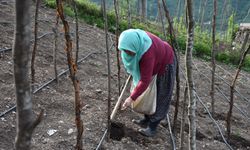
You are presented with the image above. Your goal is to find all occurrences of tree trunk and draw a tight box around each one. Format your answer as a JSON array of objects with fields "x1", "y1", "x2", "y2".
[
  {"x1": 52, "y1": 15, "x2": 59, "y2": 82},
  {"x1": 14, "y1": 0, "x2": 43, "y2": 149},
  {"x1": 184, "y1": 0, "x2": 188, "y2": 27},
  {"x1": 137, "y1": 0, "x2": 141, "y2": 17},
  {"x1": 162, "y1": 0, "x2": 181, "y2": 134},
  {"x1": 200, "y1": 0, "x2": 208, "y2": 30},
  {"x1": 240, "y1": 32, "x2": 250, "y2": 55},
  {"x1": 180, "y1": 84, "x2": 188, "y2": 150},
  {"x1": 126, "y1": 0, "x2": 131, "y2": 28},
  {"x1": 155, "y1": 6, "x2": 159, "y2": 22},
  {"x1": 211, "y1": 0, "x2": 217, "y2": 116},
  {"x1": 114, "y1": 0, "x2": 121, "y2": 95},
  {"x1": 197, "y1": 0, "x2": 202, "y2": 24},
  {"x1": 141, "y1": 0, "x2": 147, "y2": 22},
  {"x1": 72, "y1": 0, "x2": 79, "y2": 67},
  {"x1": 180, "y1": 0, "x2": 185, "y2": 19},
  {"x1": 186, "y1": 0, "x2": 196, "y2": 149},
  {"x1": 56, "y1": 1, "x2": 83, "y2": 149},
  {"x1": 241, "y1": 32, "x2": 249, "y2": 54},
  {"x1": 31, "y1": 0, "x2": 41, "y2": 88},
  {"x1": 175, "y1": 0, "x2": 181, "y2": 21},
  {"x1": 227, "y1": 38, "x2": 250, "y2": 139},
  {"x1": 242, "y1": 7, "x2": 250, "y2": 22},
  {"x1": 157, "y1": 0, "x2": 166, "y2": 38},
  {"x1": 102, "y1": 0, "x2": 111, "y2": 141},
  {"x1": 100, "y1": 0, "x2": 103, "y2": 15},
  {"x1": 220, "y1": 0, "x2": 228, "y2": 34}
]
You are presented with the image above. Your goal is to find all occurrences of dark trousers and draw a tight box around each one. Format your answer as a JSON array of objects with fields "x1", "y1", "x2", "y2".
[{"x1": 145, "y1": 56, "x2": 176, "y2": 130}]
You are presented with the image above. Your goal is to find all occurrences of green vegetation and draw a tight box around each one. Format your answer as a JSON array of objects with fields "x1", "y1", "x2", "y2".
[
  {"x1": 91, "y1": 0, "x2": 250, "y2": 30},
  {"x1": 243, "y1": 55, "x2": 250, "y2": 71},
  {"x1": 44, "y1": 0, "x2": 250, "y2": 71}
]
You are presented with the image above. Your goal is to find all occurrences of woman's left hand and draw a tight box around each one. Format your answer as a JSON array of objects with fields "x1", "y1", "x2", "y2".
[{"x1": 121, "y1": 97, "x2": 133, "y2": 110}]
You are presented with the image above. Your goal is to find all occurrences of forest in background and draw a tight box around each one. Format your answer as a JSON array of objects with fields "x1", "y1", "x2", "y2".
[{"x1": 91, "y1": 0, "x2": 250, "y2": 32}]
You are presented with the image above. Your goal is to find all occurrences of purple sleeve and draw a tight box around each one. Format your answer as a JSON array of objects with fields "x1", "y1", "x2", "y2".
[{"x1": 130, "y1": 54, "x2": 154, "y2": 100}]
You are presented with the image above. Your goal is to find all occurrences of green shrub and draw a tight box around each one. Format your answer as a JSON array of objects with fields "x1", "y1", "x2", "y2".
[
  {"x1": 194, "y1": 42, "x2": 211, "y2": 58},
  {"x1": 228, "y1": 51, "x2": 241, "y2": 65},
  {"x1": 216, "y1": 51, "x2": 243, "y2": 67},
  {"x1": 44, "y1": 0, "x2": 56, "y2": 8},
  {"x1": 216, "y1": 52, "x2": 229, "y2": 63},
  {"x1": 76, "y1": 0, "x2": 101, "y2": 17},
  {"x1": 119, "y1": 20, "x2": 128, "y2": 32},
  {"x1": 64, "y1": 5, "x2": 75, "y2": 17},
  {"x1": 243, "y1": 54, "x2": 250, "y2": 69},
  {"x1": 176, "y1": 35, "x2": 186, "y2": 52}
]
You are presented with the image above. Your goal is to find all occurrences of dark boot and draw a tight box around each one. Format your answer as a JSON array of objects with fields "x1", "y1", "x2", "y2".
[
  {"x1": 160, "y1": 117, "x2": 168, "y2": 127},
  {"x1": 132, "y1": 118, "x2": 149, "y2": 128},
  {"x1": 138, "y1": 127, "x2": 156, "y2": 137},
  {"x1": 138, "y1": 120, "x2": 160, "y2": 137}
]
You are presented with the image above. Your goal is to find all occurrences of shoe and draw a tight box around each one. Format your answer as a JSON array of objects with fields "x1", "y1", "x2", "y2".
[
  {"x1": 132, "y1": 118, "x2": 149, "y2": 128},
  {"x1": 160, "y1": 118, "x2": 168, "y2": 127},
  {"x1": 138, "y1": 127, "x2": 156, "y2": 137}
]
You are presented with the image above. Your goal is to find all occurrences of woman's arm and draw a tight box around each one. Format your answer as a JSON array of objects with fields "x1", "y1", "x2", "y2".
[{"x1": 130, "y1": 54, "x2": 155, "y2": 100}]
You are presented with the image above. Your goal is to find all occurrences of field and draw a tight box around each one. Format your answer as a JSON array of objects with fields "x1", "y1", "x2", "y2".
[{"x1": 0, "y1": 1, "x2": 250, "y2": 149}]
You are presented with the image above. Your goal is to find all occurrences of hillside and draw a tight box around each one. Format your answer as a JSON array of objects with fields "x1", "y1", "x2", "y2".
[
  {"x1": 0, "y1": 1, "x2": 250, "y2": 150},
  {"x1": 90, "y1": 0, "x2": 250, "y2": 31}
]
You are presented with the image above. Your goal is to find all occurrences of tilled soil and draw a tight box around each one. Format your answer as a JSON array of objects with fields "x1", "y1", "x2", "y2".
[{"x1": 0, "y1": 1, "x2": 250, "y2": 150}]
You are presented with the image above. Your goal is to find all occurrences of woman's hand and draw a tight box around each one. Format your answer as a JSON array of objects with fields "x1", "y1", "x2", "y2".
[{"x1": 121, "y1": 97, "x2": 133, "y2": 110}]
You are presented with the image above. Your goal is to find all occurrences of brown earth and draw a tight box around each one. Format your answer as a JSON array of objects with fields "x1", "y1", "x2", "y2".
[{"x1": 0, "y1": 1, "x2": 250, "y2": 150}]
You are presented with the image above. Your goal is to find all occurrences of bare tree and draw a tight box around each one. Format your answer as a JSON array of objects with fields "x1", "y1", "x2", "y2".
[
  {"x1": 100, "y1": 0, "x2": 103, "y2": 15},
  {"x1": 220, "y1": 0, "x2": 228, "y2": 35},
  {"x1": 157, "y1": 0, "x2": 166, "y2": 38},
  {"x1": 186, "y1": 0, "x2": 196, "y2": 149},
  {"x1": 126, "y1": 0, "x2": 131, "y2": 28},
  {"x1": 200, "y1": 0, "x2": 208, "y2": 30},
  {"x1": 141, "y1": 0, "x2": 147, "y2": 22},
  {"x1": 184, "y1": 0, "x2": 188, "y2": 27},
  {"x1": 13, "y1": 0, "x2": 43, "y2": 149},
  {"x1": 180, "y1": 84, "x2": 188, "y2": 150},
  {"x1": 137, "y1": 0, "x2": 141, "y2": 17},
  {"x1": 197, "y1": 0, "x2": 202, "y2": 24},
  {"x1": 72, "y1": 0, "x2": 79, "y2": 66},
  {"x1": 240, "y1": 32, "x2": 250, "y2": 55},
  {"x1": 211, "y1": 0, "x2": 217, "y2": 116},
  {"x1": 31, "y1": 0, "x2": 41, "y2": 88},
  {"x1": 114, "y1": 0, "x2": 121, "y2": 95},
  {"x1": 56, "y1": 0, "x2": 83, "y2": 149},
  {"x1": 175, "y1": 0, "x2": 181, "y2": 21},
  {"x1": 242, "y1": 7, "x2": 250, "y2": 22},
  {"x1": 227, "y1": 34, "x2": 250, "y2": 139},
  {"x1": 162, "y1": 0, "x2": 181, "y2": 134},
  {"x1": 101, "y1": 0, "x2": 111, "y2": 141},
  {"x1": 52, "y1": 14, "x2": 59, "y2": 82}
]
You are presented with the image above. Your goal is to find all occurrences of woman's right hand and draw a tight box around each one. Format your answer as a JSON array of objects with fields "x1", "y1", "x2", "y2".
[{"x1": 121, "y1": 97, "x2": 133, "y2": 110}]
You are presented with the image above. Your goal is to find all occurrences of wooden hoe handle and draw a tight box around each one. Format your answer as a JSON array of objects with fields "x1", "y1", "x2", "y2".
[{"x1": 110, "y1": 75, "x2": 132, "y2": 121}]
